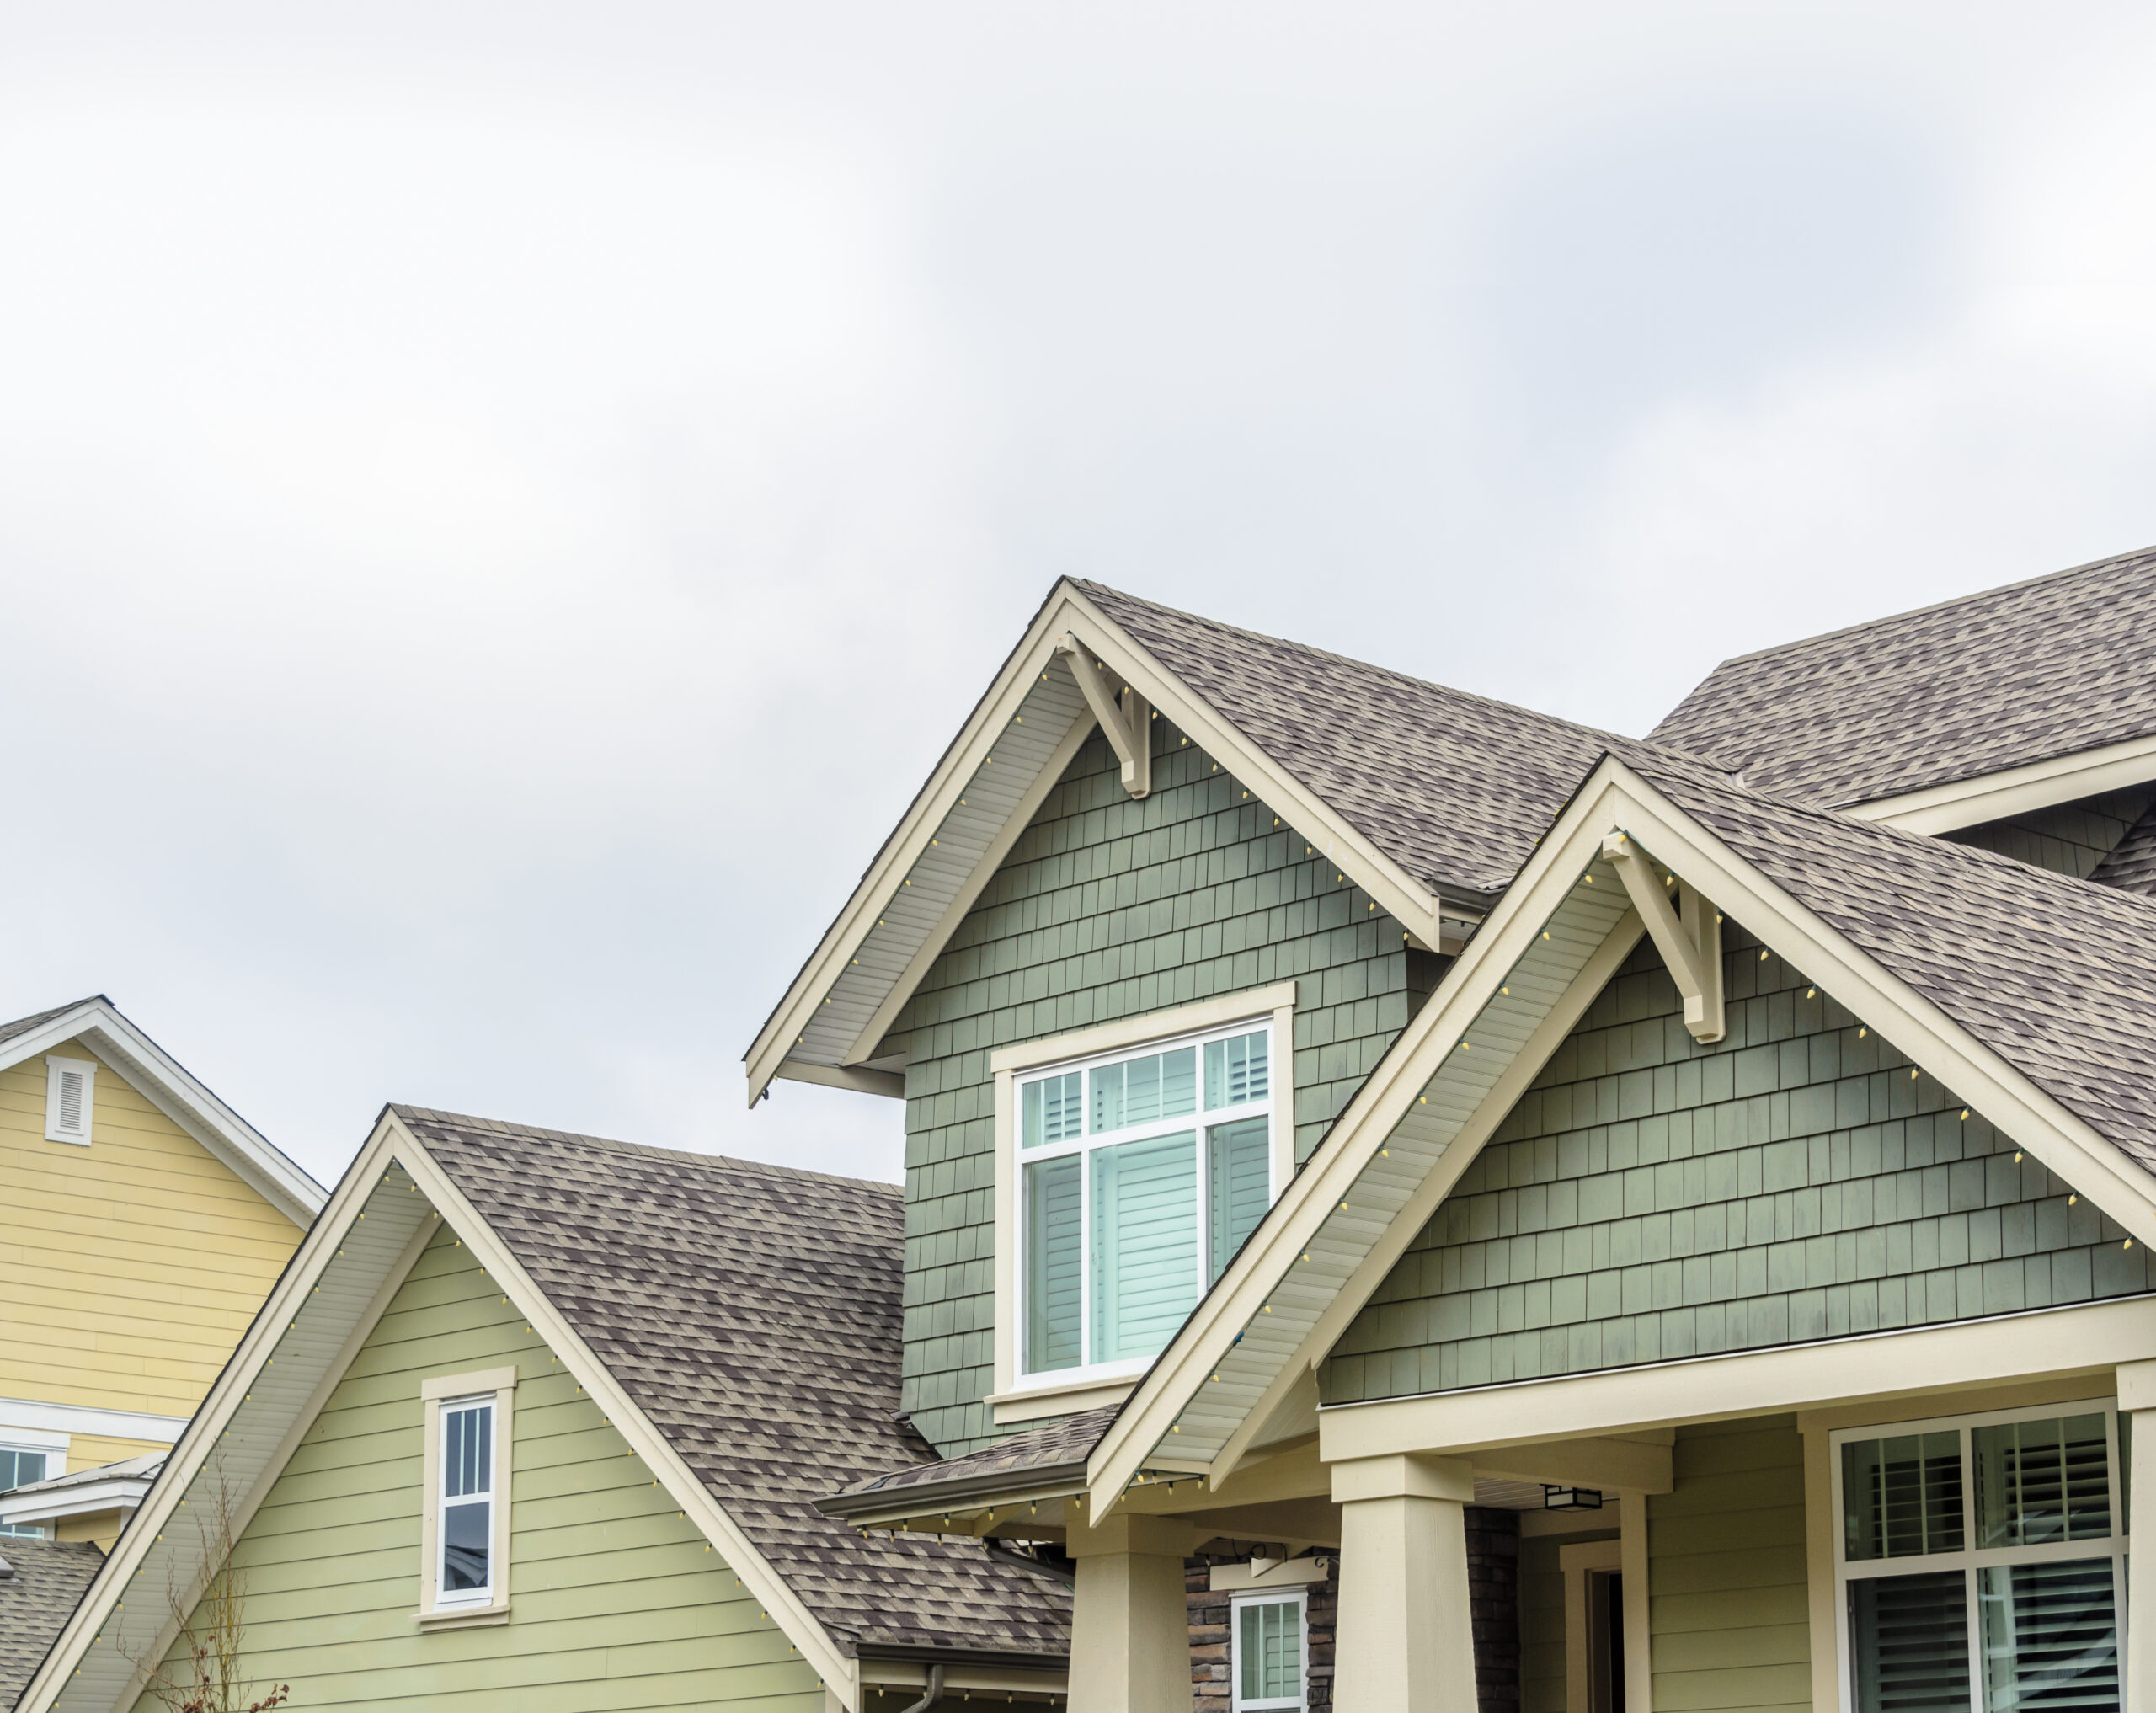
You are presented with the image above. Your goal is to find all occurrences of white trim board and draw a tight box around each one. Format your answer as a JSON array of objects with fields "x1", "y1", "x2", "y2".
[
  {"x1": 1844, "y1": 728, "x2": 2156, "y2": 835},
  {"x1": 0, "y1": 1398, "x2": 189, "y2": 1445},
  {"x1": 744, "y1": 581, "x2": 1479, "y2": 1106},
  {"x1": 1084, "y1": 755, "x2": 2156, "y2": 1511},
  {"x1": 0, "y1": 998, "x2": 323, "y2": 1225}
]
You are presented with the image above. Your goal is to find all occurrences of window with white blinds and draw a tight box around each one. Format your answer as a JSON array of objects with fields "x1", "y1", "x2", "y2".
[
  {"x1": 1019, "y1": 1018, "x2": 1275, "y2": 1381},
  {"x1": 1232, "y1": 1592, "x2": 1307, "y2": 1713},
  {"x1": 1835, "y1": 1403, "x2": 2127, "y2": 1713}
]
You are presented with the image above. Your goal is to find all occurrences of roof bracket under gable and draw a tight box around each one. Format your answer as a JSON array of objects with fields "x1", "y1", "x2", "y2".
[
  {"x1": 1601, "y1": 831, "x2": 1725, "y2": 1043},
  {"x1": 1055, "y1": 632, "x2": 1152, "y2": 798}
]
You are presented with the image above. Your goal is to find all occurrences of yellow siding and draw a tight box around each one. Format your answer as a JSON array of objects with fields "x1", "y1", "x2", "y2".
[
  {"x1": 0, "y1": 1036, "x2": 302, "y2": 1421},
  {"x1": 56, "y1": 1508, "x2": 124, "y2": 1550},
  {"x1": 67, "y1": 1432, "x2": 168, "y2": 1474}
]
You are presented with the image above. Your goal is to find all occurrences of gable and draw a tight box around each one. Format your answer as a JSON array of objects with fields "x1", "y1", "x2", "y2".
[
  {"x1": 120, "y1": 1222, "x2": 820, "y2": 1713},
  {"x1": 887, "y1": 719, "x2": 1442, "y2": 1455},
  {"x1": 0, "y1": 1033, "x2": 303, "y2": 1431},
  {"x1": 1324, "y1": 923, "x2": 2152, "y2": 1405}
]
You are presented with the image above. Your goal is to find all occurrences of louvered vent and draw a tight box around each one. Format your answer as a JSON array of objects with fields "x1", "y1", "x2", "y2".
[{"x1": 44, "y1": 1055, "x2": 94, "y2": 1144}]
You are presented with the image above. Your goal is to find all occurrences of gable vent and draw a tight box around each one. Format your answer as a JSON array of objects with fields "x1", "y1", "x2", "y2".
[{"x1": 44, "y1": 1055, "x2": 96, "y2": 1145}]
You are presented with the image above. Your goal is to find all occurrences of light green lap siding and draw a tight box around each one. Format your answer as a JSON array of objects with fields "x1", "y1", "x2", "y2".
[
  {"x1": 1649, "y1": 1417, "x2": 1811, "y2": 1713},
  {"x1": 1942, "y1": 785, "x2": 2153, "y2": 878},
  {"x1": 1518, "y1": 1534, "x2": 1569, "y2": 1713},
  {"x1": 131, "y1": 1225, "x2": 820, "y2": 1713},
  {"x1": 885, "y1": 723, "x2": 1425, "y2": 1454},
  {"x1": 1325, "y1": 924, "x2": 2153, "y2": 1403}
]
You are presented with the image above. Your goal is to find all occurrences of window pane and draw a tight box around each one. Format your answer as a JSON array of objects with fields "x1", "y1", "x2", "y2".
[
  {"x1": 445, "y1": 1404, "x2": 492, "y2": 1500},
  {"x1": 1091, "y1": 1050, "x2": 1195, "y2": 1133},
  {"x1": 1238, "y1": 1598, "x2": 1302, "y2": 1701},
  {"x1": 1023, "y1": 1072, "x2": 1083, "y2": 1148},
  {"x1": 0, "y1": 1449, "x2": 47, "y2": 1492},
  {"x1": 1090, "y1": 1132, "x2": 1198, "y2": 1363},
  {"x1": 1209, "y1": 1116, "x2": 1271, "y2": 1283},
  {"x1": 1978, "y1": 1558, "x2": 2117, "y2": 1713},
  {"x1": 1023, "y1": 1155, "x2": 1083, "y2": 1374},
  {"x1": 442, "y1": 1498, "x2": 491, "y2": 1593},
  {"x1": 1206, "y1": 1031, "x2": 1270, "y2": 1110},
  {"x1": 1975, "y1": 1417, "x2": 2112, "y2": 1548},
  {"x1": 1851, "y1": 1570, "x2": 1971, "y2": 1713},
  {"x1": 1846, "y1": 1433, "x2": 1965, "y2": 1560}
]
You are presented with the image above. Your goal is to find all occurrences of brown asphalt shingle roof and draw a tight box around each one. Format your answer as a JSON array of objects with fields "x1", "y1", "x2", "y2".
[
  {"x1": 831, "y1": 1406, "x2": 1117, "y2": 1506},
  {"x1": 1649, "y1": 544, "x2": 2156, "y2": 808},
  {"x1": 397, "y1": 1107, "x2": 1070, "y2": 1662},
  {"x1": 0, "y1": 998, "x2": 101, "y2": 1051},
  {"x1": 1078, "y1": 580, "x2": 1709, "y2": 899},
  {"x1": 0, "y1": 1538, "x2": 104, "y2": 1710},
  {"x1": 1636, "y1": 760, "x2": 2156, "y2": 1173}
]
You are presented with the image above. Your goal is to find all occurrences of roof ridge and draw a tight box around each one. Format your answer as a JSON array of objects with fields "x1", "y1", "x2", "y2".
[
  {"x1": 1070, "y1": 577, "x2": 1640, "y2": 748},
  {"x1": 1705, "y1": 542, "x2": 2156, "y2": 671},
  {"x1": 388, "y1": 1102, "x2": 905, "y2": 1196}
]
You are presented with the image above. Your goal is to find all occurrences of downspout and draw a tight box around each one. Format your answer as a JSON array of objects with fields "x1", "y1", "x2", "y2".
[{"x1": 899, "y1": 1662, "x2": 947, "y2": 1713}]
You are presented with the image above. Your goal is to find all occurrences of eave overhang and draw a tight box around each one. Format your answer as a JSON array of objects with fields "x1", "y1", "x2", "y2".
[
  {"x1": 1842, "y1": 728, "x2": 2156, "y2": 836},
  {"x1": 744, "y1": 580, "x2": 1485, "y2": 1106},
  {"x1": 1083, "y1": 756, "x2": 2156, "y2": 1513},
  {"x1": 0, "y1": 998, "x2": 324, "y2": 1226}
]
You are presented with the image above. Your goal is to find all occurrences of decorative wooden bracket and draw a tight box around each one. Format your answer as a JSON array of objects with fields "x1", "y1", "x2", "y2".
[
  {"x1": 1055, "y1": 634, "x2": 1152, "y2": 798},
  {"x1": 1600, "y1": 832, "x2": 1725, "y2": 1043}
]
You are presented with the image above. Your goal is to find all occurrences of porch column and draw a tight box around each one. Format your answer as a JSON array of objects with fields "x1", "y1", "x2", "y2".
[
  {"x1": 1331, "y1": 1453, "x2": 1481, "y2": 1713},
  {"x1": 2122, "y1": 1363, "x2": 2156, "y2": 1713},
  {"x1": 1065, "y1": 1508, "x2": 1198, "y2": 1713}
]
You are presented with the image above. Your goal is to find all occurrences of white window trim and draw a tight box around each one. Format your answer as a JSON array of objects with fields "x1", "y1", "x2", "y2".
[
  {"x1": 43, "y1": 1055, "x2": 96, "y2": 1145},
  {"x1": 1230, "y1": 1586, "x2": 1310, "y2": 1713},
  {"x1": 415, "y1": 1366, "x2": 517, "y2": 1630},
  {"x1": 1827, "y1": 1395, "x2": 2126, "y2": 1713},
  {"x1": 1560, "y1": 1537, "x2": 1622, "y2": 1713},
  {"x1": 0, "y1": 1438, "x2": 60, "y2": 1538},
  {"x1": 988, "y1": 980, "x2": 1299, "y2": 1424}
]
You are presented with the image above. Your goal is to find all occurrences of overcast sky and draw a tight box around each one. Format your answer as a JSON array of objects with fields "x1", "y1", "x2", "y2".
[{"x1": 6, "y1": 3, "x2": 2155, "y2": 1190}]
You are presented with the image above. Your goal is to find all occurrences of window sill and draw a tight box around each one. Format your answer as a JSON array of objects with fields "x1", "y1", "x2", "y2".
[
  {"x1": 989, "y1": 1374, "x2": 1139, "y2": 1425},
  {"x1": 415, "y1": 1602, "x2": 510, "y2": 1630}
]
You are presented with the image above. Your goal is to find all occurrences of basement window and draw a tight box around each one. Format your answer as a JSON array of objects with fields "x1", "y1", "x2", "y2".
[
  {"x1": 1834, "y1": 1400, "x2": 2124, "y2": 1713},
  {"x1": 43, "y1": 1056, "x2": 95, "y2": 1145}
]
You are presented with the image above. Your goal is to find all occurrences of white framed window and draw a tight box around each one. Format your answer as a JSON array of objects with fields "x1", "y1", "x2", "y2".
[
  {"x1": 1831, "y1": 1399, "x2": 2127, "y2": 1713},
  {"x1": 0, "y1": 1445, "x2": 52, "y2": 1538},
  {"x1": 1231, "y1": 1590, "x2": 1308, "y2": 1713},
  {"x1": 44, "y1": 1055, "x2": 96, "y2": 1145},
  {"x1": 417, "y1": 1366, "x2": 516, "y2": 1628},
  {"x1": 1017, "y1": 1013, "x2": 1276, "y2": 1385}
]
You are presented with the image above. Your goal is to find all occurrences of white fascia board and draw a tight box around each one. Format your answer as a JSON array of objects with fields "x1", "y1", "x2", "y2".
[
  {"x1": 0, "y1": 1400, "x2": 188, "y2": 1445},
  {"x1": 1842, "y1": 728, "x2": 2156, "y2": 835},
  {"x1": 22, "y1": 1112, "x2": 859, "y2": 1713},
  {"x1": 744, "y1": 580, "x2": 1461, "y2": 1105},
  {"x1": 1086, "y1": 757, "x2": 2156, "y2": 1510},
  {"x1": 1086, "y1": 766, "x2": 1645, "y2": 1505},
  {"x1": 21, "y1": 1114, "x2": 433, "y2": 1713},
  {"x1": 0, "y1": 1000, "x2": 324, "y2": 1225},
  {"x1": 0, "y1": 1478, "x2": 153, "y2": 1527}
]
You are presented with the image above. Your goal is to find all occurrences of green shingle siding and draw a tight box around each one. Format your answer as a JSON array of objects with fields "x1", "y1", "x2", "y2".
[
  {"x1": 1323, "y1": 925, "x2": 2153, "y2": 1404},
  {"x1": 886, "y1": 723, "x2": 1418, "y2": 1454},
  {"x1": 1943, "y1": 785, "x2": 2154, "y2": 878},
  {"x1": 131, "y1": 1226, "x2": 820, "y2": 1713},
  {"x1": 1648, "y1": 1417, "x2": 1811, "y2": 1713}
]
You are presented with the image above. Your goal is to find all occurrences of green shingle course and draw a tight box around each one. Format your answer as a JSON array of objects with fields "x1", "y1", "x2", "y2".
[
  {"x1": 886, "y1": 722, "x2": 1421, "y2": 1454},
  {"x1": 1323, "y1": 924, "x2": 2152, "y2": 1405}
]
